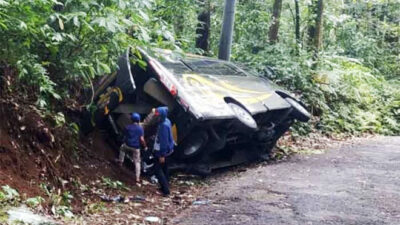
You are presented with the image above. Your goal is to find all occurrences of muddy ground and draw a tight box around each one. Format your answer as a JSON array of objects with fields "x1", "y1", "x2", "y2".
[{"x1": 172, "y1": 136, "x2": 400, "y2": 225}]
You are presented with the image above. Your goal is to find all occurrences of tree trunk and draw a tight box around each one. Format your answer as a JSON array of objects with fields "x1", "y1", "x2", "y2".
[
  {"x1": 268, "y1": 0, "x2": 283, "y2": 43},
  {"x1": 294, "y1": 0, "x2": 300, "y2": 45},
  {"x1": 314, "y1": 0, "x2": 324, "y2": 51},
  {"x1": 308, "y1": 0, "x2": 324, "y2": 52},
  {"x1": 195, "y1": 0, "x2": 211, "y2": 53},
  {"x1": 308, "y1": 0, "x2": 324, "y2": 68},
  {"x1": 174, "y1": 14, "x2": 184, "y2": 37}
]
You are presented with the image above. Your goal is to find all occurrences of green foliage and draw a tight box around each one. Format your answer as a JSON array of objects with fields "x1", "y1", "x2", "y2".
[
  {"x1": 316, "y1": 57, "x2": 399, "y2": 134},
  {"x1": 1, "y1": 0, "x2": 399, "y2": 135},
  {"x1": 0, "y1": 185, "x2": 20, "y2": 207},
  {"x1": 52, "y1": 205, "x2": 74, "y2": 218},
  {"x1": 230, "y1": 39, "x2": 399, "y2": 135},
  {"x1": 69, "y1": 122, "x2": 80, "y2": 135},
  {"x1": 153, "y1": 0, "x2": 199, "y2": 51},
  {"x1": 84, "y1": 202, "x2": 106, "y2": 214},
  {"x1": 0, "y1": 0, "x2": 173, "y2": 108},
  {"x1": 101, "y1": 177, "x2": 130, "y2": 191},
  {"x1": 0, "y1": 210, "x2": 8, "y2": 224},
  {"x1": 40, "y1": 184, "x2": 74, "y2": 218},
  {"x1": 232, "y1": 0, "x2": 272, "y2": 55},
  {"x1": 25, "y1": 196, "x2": 45, "y2": 208},
  {"x1": 205, "y1": 0, "x2": 400, "y2": 135},
  {"x1": 331, "y1": 0, "x2": 400, "y2": 79},
  {"x1": 0, "y1": 185, "x2": 19, "y2": 202},
  {"x1": 54, "y1": 112, "x2": 66, "y2": 127}
]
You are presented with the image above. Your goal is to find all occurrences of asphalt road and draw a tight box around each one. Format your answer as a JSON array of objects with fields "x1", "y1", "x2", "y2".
[{"x1": 171, "y1": 136, "x2": 400, "y2": 225}]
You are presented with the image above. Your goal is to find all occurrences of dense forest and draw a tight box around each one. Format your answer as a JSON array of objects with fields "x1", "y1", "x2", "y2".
[{"x1": 1, "y1": 0, "x2": 399, "y2": 136}]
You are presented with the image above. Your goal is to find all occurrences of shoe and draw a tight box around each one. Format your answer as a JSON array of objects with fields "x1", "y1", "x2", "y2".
[
  {"x1": 113, "y1": 159, "x2": 123, "y2": 167},
  {"x1": 162, "y1": 193, "x2": 170, "y2": 197},
  {"x1": 158, "y1": 188, "x2": 170, "y2": 197},
  {"x1": 163, "y1": 190, "x2": 170, "y2": 197}
]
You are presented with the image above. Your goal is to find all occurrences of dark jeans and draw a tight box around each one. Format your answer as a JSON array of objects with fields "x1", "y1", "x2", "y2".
[{"x1": 154, "y1": 157, "x2": 170, "y2": 195}]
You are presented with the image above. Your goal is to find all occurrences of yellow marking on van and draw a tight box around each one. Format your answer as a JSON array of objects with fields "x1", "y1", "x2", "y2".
[
  {"x1": 183, "y1": 74, "x2": 266, "y2": 94},
  {"x1": 182, "y1": 74, "x2": 271, "y2": 104},
  {"x1": 172, "y1": 124, "x2": 178, "y2": 143}
]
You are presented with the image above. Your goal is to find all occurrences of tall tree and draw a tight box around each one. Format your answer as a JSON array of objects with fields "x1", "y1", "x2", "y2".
[
  {"x1": 308, "y1": 0, "x2": 324, "y2": 63},
  {"x1": 195, "y1": 0, "x2": 211, "y2": 52},
  {"x1": 294, "y1": 0, "x2": 300, "y2": 45},
  {"x1": 268, "y1": 0, "x2": 283, "y2": 43}
]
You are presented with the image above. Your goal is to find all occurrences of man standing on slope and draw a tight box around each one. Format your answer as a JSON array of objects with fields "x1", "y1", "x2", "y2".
[
  {"x1": 153, "y1": 106, "x2": 174, "y2": 196},
  {"x1": 117, "y1": 113, "x2": 148, "y2": 184}
]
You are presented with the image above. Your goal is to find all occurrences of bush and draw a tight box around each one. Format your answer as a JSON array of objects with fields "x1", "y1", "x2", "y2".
[
  {"x1": 232, "y1": 44, "x2": 399, "y2": 135},
  {"x1": 0, "y1": 0, "x2": 173, "y2": 108}
]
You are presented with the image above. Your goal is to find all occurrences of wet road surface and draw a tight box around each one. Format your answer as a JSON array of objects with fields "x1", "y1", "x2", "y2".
[{"x1": 171, "y1": 136, "x2": 400, "y2": 225}]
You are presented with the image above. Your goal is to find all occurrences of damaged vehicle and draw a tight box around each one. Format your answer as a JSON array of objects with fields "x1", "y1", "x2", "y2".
[{"x1": 82, "y1": 48, "x2": 310, "y2": 175}]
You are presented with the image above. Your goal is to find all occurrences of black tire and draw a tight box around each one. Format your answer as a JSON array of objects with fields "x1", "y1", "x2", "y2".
[
  {"x1": 179, "y1": 131, "x2": 209, "y2": 159},
  {"x1": 186, "y1": 164, "x2": 212, "y2": 177},
  {"x1": 251, "y1": 141, "x2": 275, "y2": 161},
  {"x1": 285, "y1": 98, "x2": 311, "y2": 122},
  {"x1": 255, "y1": 119, "x2": 293, "y2": 160}
]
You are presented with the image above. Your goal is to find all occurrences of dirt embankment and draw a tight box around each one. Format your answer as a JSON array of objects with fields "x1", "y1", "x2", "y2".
[
  {"x1": 0, "y1": 83, "x2": 203, "y2": 224},
  {"x1": 0, "y1": 97, "x2": 123, "y2": 196},
  {"x1": 0, "y1": 100, "x2": 62, "y2": 196}
]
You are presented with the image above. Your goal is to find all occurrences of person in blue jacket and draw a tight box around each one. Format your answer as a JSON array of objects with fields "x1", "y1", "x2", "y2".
[{"x1": 153, "y1": 106, "x2": 174, "y2": 196}]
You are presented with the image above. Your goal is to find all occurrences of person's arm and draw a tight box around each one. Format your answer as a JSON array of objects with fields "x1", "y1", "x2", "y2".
[
  {"x1": 121, "y1": 127, "x2": 128, "y2": 144},
  {"x1": 140, "y1": 136, "x2": 148, "y2": 150},
  {"x1": 157, "y1": 125, "x2": 167, "y2": 163},
  {"x1": 158, "y1": 125, "x2": 168, "y2": 153}
]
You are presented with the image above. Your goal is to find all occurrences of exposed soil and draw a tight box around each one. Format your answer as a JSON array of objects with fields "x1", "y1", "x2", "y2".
[
  {"x1": 0, "y1": 92, "x2": 204, "y2": 224},
  {"x1": 0, "y1": 97, "x2": 115, "y2": 195},
  {"x1": 171, "y1": 136, "x2": 400, "y2": 225},
  {"x1": 0, "y1": 125, "x2": 43, "y2": 197},
  {"x1": 0, "y1": 101, "x2": 55, "y2": 197}
]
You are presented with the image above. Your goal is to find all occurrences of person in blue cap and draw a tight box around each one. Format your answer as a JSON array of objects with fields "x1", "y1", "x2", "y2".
[
  {"x1": 153, "y1": 106, "x2": 175, "y2": 196},
  {"x1": 118, "y1": 112, "x2": 148, "y2": 183}
]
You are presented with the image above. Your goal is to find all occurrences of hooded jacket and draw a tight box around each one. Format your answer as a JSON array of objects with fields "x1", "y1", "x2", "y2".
[{"x1": 154, "y1": 107, "x2": 174, "y2": 157}]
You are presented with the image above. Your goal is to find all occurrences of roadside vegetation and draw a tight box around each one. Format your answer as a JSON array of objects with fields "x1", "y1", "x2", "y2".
[
  {"x1": 1, "y1": 0, "x2": 398, "y2": 135},
  {"x1": 0, "y1": 0, "x2": 399, "y2": 223},
  {"x1": 211, "y1": 0, "x2": 400, "y2": 135}
]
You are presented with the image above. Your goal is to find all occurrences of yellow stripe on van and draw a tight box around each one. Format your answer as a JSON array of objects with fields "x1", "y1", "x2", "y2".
[
  {"x1": 182, "y1": 74, "x2": 271, "y2": 104},
  {"x1": 172, "y1": 124, "x2": 178, "y2": 143}
]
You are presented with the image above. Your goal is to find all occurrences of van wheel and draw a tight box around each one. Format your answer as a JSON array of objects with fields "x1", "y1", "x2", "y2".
[
  {"x1": 179, "y1": 131, "x2": 209, "y2": 159},
  {"x1": 187, "y1": 164, "x2": 212, "y2": 177}
]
